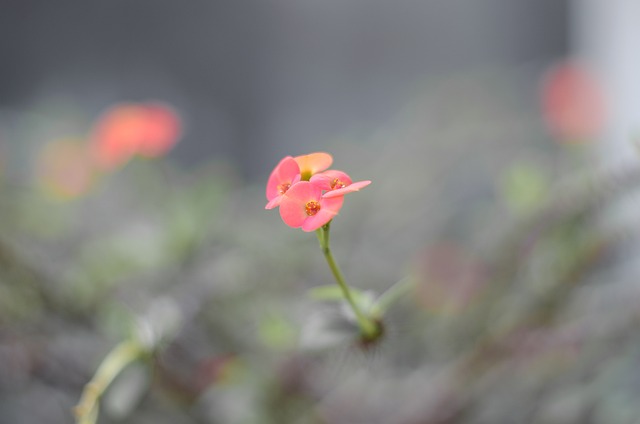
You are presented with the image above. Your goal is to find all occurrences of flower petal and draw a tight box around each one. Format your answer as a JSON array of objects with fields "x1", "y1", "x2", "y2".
[
  {"x1": 265, "y1": 197, "x2": 282, "y2": 210},
  {"x1": 295, "y1": 152, "x2": 333, "y2": 179},
  {"x1": 301, "y1": 195, "x2": 344, "y2": 231},
  {"x1": 320, "y1": 195, "x2": 345, "y2": 214},
  {"x1": 279, "y1": 181, "x2": 322, "y2": 228},
  {"x1": 308, "y1": 173, "x2": 333, "y2": 191},
  {"x1": 283, "y1": 180, "x2": 321, "y2": 202},
  {"x1": 310, "y1": 169, "x2": 353, "y2": 191},
  {"x1": 322, "y1": 180, "x2": 371, "y2": 198},
  {"x1": 301, "y1": 209, "x2": 336, "y2": 231},
  {"x1": 266, "y1": 156, "x2": 300, "y2": 201},
  {"x1": 279, "y1": 199, "x2": 306, "y2": 228}
]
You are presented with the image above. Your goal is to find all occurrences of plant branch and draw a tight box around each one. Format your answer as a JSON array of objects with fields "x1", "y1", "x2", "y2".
[{"x1": 316, "y1": 223, "x2": 378, "y2": 339}]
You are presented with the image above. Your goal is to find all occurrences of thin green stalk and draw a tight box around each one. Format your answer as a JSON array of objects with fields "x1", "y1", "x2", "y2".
[
  {"x1": 316, "y1": 223, "x2": 377, "y2": 339},
  {"x1": 74, "y1": 340, "x2": 144, "y2": 424},
  {"x1": 373, "y1": 276, "x2": 414, "y2": 316}
]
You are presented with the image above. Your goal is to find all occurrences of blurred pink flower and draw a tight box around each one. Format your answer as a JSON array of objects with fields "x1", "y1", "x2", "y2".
[
  {"x1": 90, "y1": 104, "x2": 141, "y2": 168},
  {"x1": 37, "y1": 138, "x2": 97, "y2": 200},
  {"x1": 90, "y1": 102, "x2": 181, "y2": 169},
  {"x1": 195, "y1": 354, "x2": 240, "y2": 390},
  {"x1": 294, "y1": 152, "x2": 333, "y2": 180},
  {"x1": 540, "y1": 60, "x2": 606, "y2": 142},
  {"x1": 279, "y1": 181, "x2": 344, "y2": 231},
  {"x1": 136, "y1": 103, "x2": 182, "y2": 158},
  {"x1": 310, "y1": 169, "x2": 371, "y2": 198},
  {"x1": 415, "y1": 243, "x2": 486, "y2": 315},
  {"x1": 265, "y1": 156, "x2": 301, "y2": 209}
]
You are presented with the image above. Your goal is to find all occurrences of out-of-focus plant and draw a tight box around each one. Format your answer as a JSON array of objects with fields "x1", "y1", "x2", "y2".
[
  {"x1": 540, "y1": 59, "x2": 606, "y2": 143},
  {"x1": 36, "y1": 138, "x2": 98, "y2": 200},
  {"x1": 59, "y1": 101, "x2": 185, "y2": 424},
  {"x1": 5, "y1": 69, "x2": 640, "y2": 424}
]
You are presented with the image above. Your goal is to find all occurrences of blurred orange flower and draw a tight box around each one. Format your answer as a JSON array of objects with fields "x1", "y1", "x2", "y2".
[
  {"x1": 137, "y1": 103, "x2": 182, "y2": 158},
  {"x1": 91, "y1": 102, "x2": 181, "y2": 169},
  {"x1": 540, "y1": 60, "x2": 606, "y2": 143}
]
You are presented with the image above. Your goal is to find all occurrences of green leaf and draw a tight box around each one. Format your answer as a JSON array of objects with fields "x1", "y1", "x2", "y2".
[
  {"x1": 308, "y1": 284, "x2": 366, "y2": 302},
  {"x1": 501, "y1": 163, "x2": 548, "y2": 216},
  {"x1": 258, "y1": 313, "x2": 296, "y2": 350}
]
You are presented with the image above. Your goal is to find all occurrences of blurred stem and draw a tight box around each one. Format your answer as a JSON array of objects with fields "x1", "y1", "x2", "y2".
[
  {"x1": 74, "y1": 340, "x2": 145, "y2": 424},
  {"x1": 374, "y1": 276, "x2": 414, "y2": 316},
  {"x1": 316, "y1": 222, "x2": 378, "y2": 340}
]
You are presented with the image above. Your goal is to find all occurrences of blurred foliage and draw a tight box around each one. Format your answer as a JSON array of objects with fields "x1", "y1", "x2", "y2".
[
  {"x1": 1, "y1": 69, "x2": 640, "y2": 424},
  {"x1": 500, "y1": 162, "x2": 549, "y2": 216}
]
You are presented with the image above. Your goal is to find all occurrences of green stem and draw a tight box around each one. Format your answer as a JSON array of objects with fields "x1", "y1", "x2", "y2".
[
  {"x1": 373, "y1": 276, "x2": 414, "y2": 316},
  {"x1": 74, "y1": 340, "x2": 144, "y2": 424},
  {"x1": 316, "y1": 223, "x2": 377, "y2": 339}
]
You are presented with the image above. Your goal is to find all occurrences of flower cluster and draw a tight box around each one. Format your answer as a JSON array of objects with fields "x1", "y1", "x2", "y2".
[{"x1": 265, "y1": 152, "x2": 370, "y2": 231}]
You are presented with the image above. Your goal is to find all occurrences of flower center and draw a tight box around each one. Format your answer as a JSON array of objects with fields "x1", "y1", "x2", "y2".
[
  {"x1": 305, "y1": 201, "x2": 321, "y2": 216},
  {"x1": 277, "y1": 182, "x2": 291, "y2": 195},
  {"x1": 331, "y1": 178, "x2": 346, "y2": 189}
]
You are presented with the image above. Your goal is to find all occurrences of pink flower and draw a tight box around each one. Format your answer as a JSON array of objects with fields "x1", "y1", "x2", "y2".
[
  {"x1": 265, "y1": 156, "x2": 301, "y2": 209},
  {"x1": 310, "y1": 170, "x2": 371, "y2": 198},
  {"x1": 294, "y1": 152, "x2": 333, "y2": 180},
  {"x1": 540, "y1": 60, "x2": 606, "y2": 142},
  {"x1": 279, "y1": 181, "x2": 344, "y2": 231},
  {"x1": 265, "y1": 152, "x2": 370, "y2": 230}
]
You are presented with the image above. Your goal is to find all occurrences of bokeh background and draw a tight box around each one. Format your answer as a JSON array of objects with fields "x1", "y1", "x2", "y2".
[
  {"x1": 0, "y1": 0, "x2": 567, "y2": 178},
  {"x1": 3, "y1": 1, "x2": 640, "y2": 423}
]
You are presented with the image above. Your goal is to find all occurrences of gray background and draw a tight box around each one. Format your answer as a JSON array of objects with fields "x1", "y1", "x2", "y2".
[{"x1": 0, "y1": 0, "x2": 568, "y2": 179}]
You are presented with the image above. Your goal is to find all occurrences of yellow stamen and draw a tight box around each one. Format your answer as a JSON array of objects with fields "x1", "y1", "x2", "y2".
[
  {"x1": 277, "y1": 182, "x2": 291, "y2": 195},
  {"x1": 331, "y1": 178, "x2": 346, "y2": 189},
  {"x1": 305, "y1": 201, "x2": 321, "y2": 216}
]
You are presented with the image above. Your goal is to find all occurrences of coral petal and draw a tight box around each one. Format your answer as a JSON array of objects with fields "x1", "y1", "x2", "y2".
[
  {"x1": 279, "y1": 181, "x2": 322, "y2": 228},
  {"x1": 310, "y1": 169, "x2": 352, "y2": 190},
  {"x1": 323, "y1": 180, "x2": 371, "y2": 198},
  {"x1": 283, "y1": 181, "x2": 321, "y2": 203},
  {"x1": 301, "y1": 196, "x2": 344, "y2": 231},
  {"x1": 266, "y1": 156, "x2": 300, "y2": 201},
  {"x1": 309, "y1": 173, "x2": 333, "y2": 191},
  {"x1": 294, "y1": 152, "x2": 333, "y2": 177},
  {"x1": 320, "y1": 195, "x2": 344, "y2": 214},
  {"x1": 265, "y1": 197, "x2": 282, "y2": 210},
  {"x1": 301, "y1": 209, "x2": 335, "y2": 231},
  {"x1": 279, "y1": 197, "x2": 306, "y2": 228}
]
